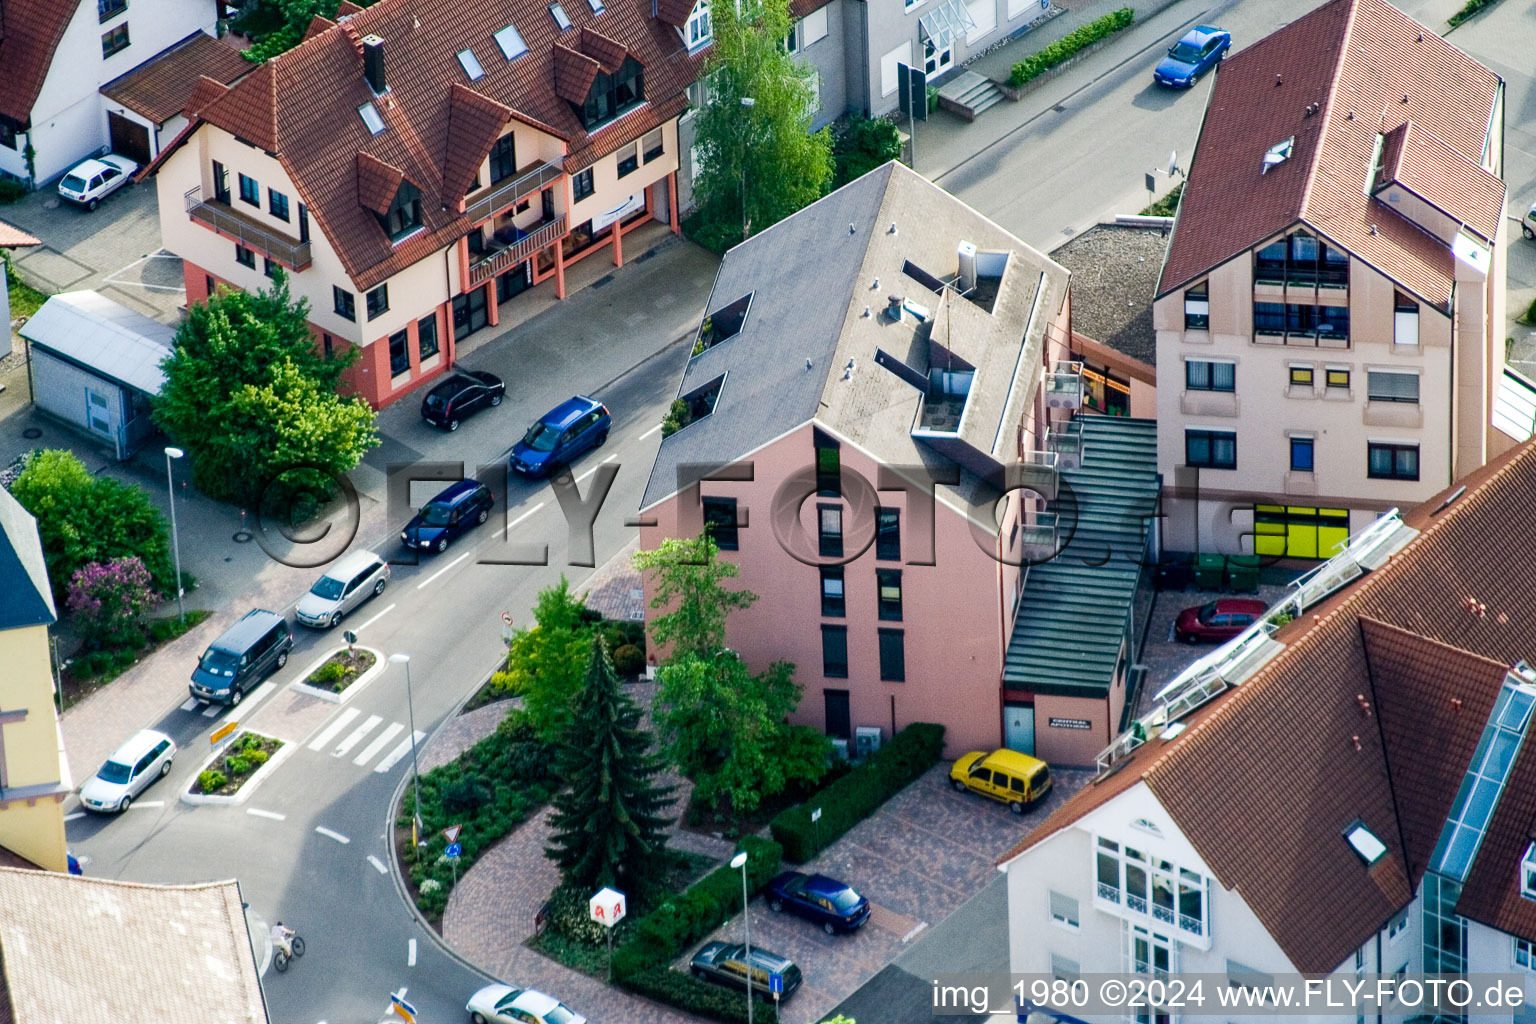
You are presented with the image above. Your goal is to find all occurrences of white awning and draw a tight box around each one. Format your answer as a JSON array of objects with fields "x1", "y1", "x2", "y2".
[{"x1": 919, "y1": 0, "x2": 975, "y2": 49}]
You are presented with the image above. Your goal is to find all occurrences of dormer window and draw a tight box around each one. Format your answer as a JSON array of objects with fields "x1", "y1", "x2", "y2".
[
  {"x1": 379, "y1": 180, "x2": 423, "y2": 242},
  {"x1": 1522, "y1": 842, "x2": 1536, "y2": 901},
  {"x1": 575, "y1": 56, "x2": 644, "y2": 130},
  {"x1": 686, "y1": 0, "x2": 711, "y2": 49},
  {"x1": 1262, "y1": 137, "x2": 1294, "y2": 174}
]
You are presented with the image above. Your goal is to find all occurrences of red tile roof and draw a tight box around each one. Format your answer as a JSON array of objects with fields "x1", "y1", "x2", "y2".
[
  {"x1": 655, "y1": 0, "x2": 694, "y2": 29},
  {"x1": 151, "y1": 0, "x2": 702, "y2": 292},
  {"x1": 356, "y1": 152, "x2": 405, "y2": 214},
  {"x1": 0, "y1": 222, "x2": 41, "y2": 248},
  {"x1": 0, "y1": 1, "x2": 82, "y2": 126},
  {"x1": 554, "y1": 44, "x2": 604, "y2": 103},
  {"x1": 580, "y1": 26, "x2": 630, "y2": 70},
  {"x1": 1373, "y1": 120, "x2": 1505, "y2": 243},
  {"x1": 100, "y1": 32, "x2": 255, "y2": 126},
  {"x1": 183, "y1": 75, "x2": 233, "y2": 118},
  {"x1": 1156, "y1": 0, "x2": 1502, "y2": 310},
  {"x1": 1002, "y1": 437, "x2": 1536, "y2": 972}
]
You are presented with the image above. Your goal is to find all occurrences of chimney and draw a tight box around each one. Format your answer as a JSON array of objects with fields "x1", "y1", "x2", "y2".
[
  {"x1": 957, "y1": 240, "x2": 977, "y2": 293},
  {"x1": 363, "y1": 34, "x2": 387, "y2": 94},
  {"x1": 886, "y1": 295, "x2": 903, "y2": 322}
]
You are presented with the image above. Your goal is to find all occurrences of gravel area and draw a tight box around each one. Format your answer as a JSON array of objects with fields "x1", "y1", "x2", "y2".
[{"x1": 1051, "y1": 223, "x2": 1168, "y2": 366}]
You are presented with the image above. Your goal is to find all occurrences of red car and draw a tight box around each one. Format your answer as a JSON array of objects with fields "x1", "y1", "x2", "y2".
[{"x1": 1174, "y1": 598, "x2": 1266, "y2": 643}]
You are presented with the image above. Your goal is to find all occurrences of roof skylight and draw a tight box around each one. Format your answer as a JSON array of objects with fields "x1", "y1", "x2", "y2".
[
  {"x1": 357, "y1": 102, "x2": 385, "y2": 135},
  {"x1": 458, "y1": 48, "x2": 485, "y2": 80},
  {"x1": 588, "y1": 0, "x2": 605, "y2": 13},
  {"x1": 1344, "y1": 822, "x2": 1387, "y2": 865},
  {"x1": 1262, "y1": 137, "x2": 1294, "y2": 174},
  {"x1": 550, "y1": 3, "x2": 572, "y2": 29},
  {"x1": 494, "y1": 25, "x2": 528, "y2": 60}
]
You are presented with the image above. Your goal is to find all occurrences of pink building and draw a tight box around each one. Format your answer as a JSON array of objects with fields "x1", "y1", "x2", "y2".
[{"x1": 638, "y1": 162, "x2": 1160, "y2": 765}]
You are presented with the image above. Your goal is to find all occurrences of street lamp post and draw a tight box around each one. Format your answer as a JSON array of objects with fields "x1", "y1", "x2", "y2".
[
  {"x1": 163, "y1": 447, "x2": 185, "y2": 621},
  {"x1": 739, "y1": 96, "x2": 755, "y2": 242},
  {"x1": 731, "y1": 850, "x2": 753, "y2": 1024},
  {"x1": 388, "y1": 653, "x2": 423, "y2": 848}
]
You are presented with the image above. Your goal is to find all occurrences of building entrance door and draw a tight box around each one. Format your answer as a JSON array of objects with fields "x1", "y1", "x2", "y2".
[
  {"x1": 1004, "y1": 703, "x2": 1035, "y2": 754},
  {"x1": 824, "y1": 689, "x2": 851, "y2": 741}
]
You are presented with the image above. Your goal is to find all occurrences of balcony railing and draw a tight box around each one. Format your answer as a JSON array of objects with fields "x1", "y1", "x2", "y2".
[
  {"x1": 1094, "y1": 883, "x2": 1208, "y2": 940},
  {"x1": 185, "y1": 186, "x2": 311, "y2": 270},
  {"x1": 1020, "y1": 449, "x2": 1058, "y2": 501},
  {"x1": 1096, "y1": 882, "x2": 1121, "y2": 904},
  {"x1": 1045, "y1": 421, "x2": 1083, "y2": 469},
  {"x1": 467, "y1": 215, "x2": 568, "y2": 288},
  {"x1": 1019, "y1": 512, "x2": 1058, "y2": 561},
  {"x1": 463, "y1": 161, "x2": 565, "y2": 226},
  {"x1": 1044, "y1": 361, "x2": 1083, "y2": 410}
]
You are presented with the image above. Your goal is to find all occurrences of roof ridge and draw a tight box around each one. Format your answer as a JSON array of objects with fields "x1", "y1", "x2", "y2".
[{"x1": 1297, "y1": 0, "x2": 1363, "y2": 221}]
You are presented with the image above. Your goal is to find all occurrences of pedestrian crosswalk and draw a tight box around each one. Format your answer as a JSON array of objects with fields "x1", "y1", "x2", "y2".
[{"x1": 305, "y1": 707, "x2": 423, "y2": 774}]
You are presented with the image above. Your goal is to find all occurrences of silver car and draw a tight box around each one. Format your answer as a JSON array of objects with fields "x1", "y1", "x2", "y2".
[
  {"x1": 295, "y1": 550, "x2": 390, "y2": 628},
  {"x1": 79, "y1": 729, "x2": 176, "y2": 813}
]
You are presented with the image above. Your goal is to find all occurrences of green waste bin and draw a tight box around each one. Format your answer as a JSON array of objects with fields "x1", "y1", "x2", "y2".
[
  {"x1": 1226, "y1": 554, "x2": 1261, "y2": 593},
  {"x1": 1194, "y1": 553, "x2": 1225, "y2": 590}
]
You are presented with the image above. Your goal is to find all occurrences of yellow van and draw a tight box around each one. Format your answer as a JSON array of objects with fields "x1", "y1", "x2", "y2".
[{"x1": 949, "y1": 749, "x2": 1051, "y2": 813}]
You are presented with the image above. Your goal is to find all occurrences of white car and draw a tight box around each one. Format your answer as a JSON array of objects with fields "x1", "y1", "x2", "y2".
[
  {"x1": 466, "y1": 984, "x2": 585, "y2": 1024},
  {"x1": 1523, "y1": 201, "x2": 1536, "y2": 240},
  {"x1": 79, "y1": 729, "x2": 176, "y2": 813},
  {"x1": 294, "y1": 550, "x2": 390, "y2": 629},
  {"x1": 57, "y1": 154, "x2": 138, "y2": 211}
]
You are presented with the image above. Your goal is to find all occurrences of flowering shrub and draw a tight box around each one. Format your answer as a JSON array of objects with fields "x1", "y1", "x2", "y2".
[{"x1": 66, "y1": 557, "x2": 160, "y2": 646}]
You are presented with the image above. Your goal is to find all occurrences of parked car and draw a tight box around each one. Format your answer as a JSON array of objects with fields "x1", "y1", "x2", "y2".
[
  {"x1": 1174, "y1": 597, "x2": 1267, "y2": 643},
  {"x1": 509, "y1": 396, "x2": 610, "y2": 478},
  {"x1": 689, "y1": 942, "x2": 802, "y2": 1001},
  {"x1": 1522, "y1": 201, "x2": 1536, "y2": 240},
  {"x1": 767, "y1": 871, "x2": 871, "y2": 934},
  {"x1": 79, "y1": 729, "x2": 176, "y2": 813},
  {"x1": 420, "y1": 370, "x2": 505, "y2": 431},
  {"x1": 295, "y1": 550, "x2": 390, "y2": 628},
  {"x1": 949, "y1": 748, "x2": 1052, "y2": 814},
  {"x1": 400, "y1": 479, "x2": 494, "y2": 553},
  {"x1": 189, "y1": 609, "x2": 293, "y2": 706},
  {"x1": 57, "y1": 154, "x2": 138, "y2": 210},
  {"x1": 465, "y1": 984, "x2": 585, "y2": 1024},
  {"x1": 1153, "y1": 25, "x2": 1230, "y2": 88}
]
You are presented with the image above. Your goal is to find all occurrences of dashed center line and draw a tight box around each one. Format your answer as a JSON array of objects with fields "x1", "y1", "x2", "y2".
[
  {"x1": 127, "y1": 800, "x2": 164, "y2": 809},
  {"x1": 408, "y1": 938, "x2": 417, "y2": 966},
  {"x1": 64, "y1": 812, "x2": 84, "y2": 822},
  {"x1": 416, "y1": 553, "x2": 468, "y2": 590},
  {"x1": 496, "y1": 501, "x2": 545, "y2": 537},
  {"x1": 315, "y1": 826, "x2": 350, "y2": 844},
  {"x1": 356, "y1": 601, "x2": 396, "y2": 632},
  {"x1": 247, "y1": 808, "x2": 286, "y2": 821},
  {"x1": 639, "y1": 423, "x2": 663, "y2": 440},
  {"x1": 367, "y1": 855, "x2": 388, "y2": 875}
]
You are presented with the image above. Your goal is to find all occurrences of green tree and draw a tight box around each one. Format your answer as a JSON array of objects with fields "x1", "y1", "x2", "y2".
[
  {"x1": 633, "y1": 535, "x2": 756, "y2": 661},
  {"x1": 234, "y1": 0, "x2": 378, "y2": 61},
  {"x1": 154, "y1": 271, "x2": 375, "y2": 506},
  {"x1": 545, "y1": 636, "x2": 675, "y2": 898},
  {"x1": 500, "y1": 577, "x2": 598, "y2": 740},
  {"x1": 689, "y1": 0, "x2": 833, "y2": 250},
  {"x1": 832, "y1": 114, "x2": 902, "y2": 187},
  {"x1": 654, "y1": 652, "x2": 827, "y2": 813},
  {"x1": 10, "y1": 449, "x2": 176, "y2": 595}
]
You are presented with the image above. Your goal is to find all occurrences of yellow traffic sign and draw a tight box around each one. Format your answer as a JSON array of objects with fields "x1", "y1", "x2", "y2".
[{"x1": 210, "y1": 721, "x2": 237, "y2": 744}]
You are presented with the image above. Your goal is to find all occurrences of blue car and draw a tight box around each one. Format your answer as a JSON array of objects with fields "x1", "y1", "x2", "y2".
[
  {"x1": 766, "y1": 871, "x2": 871, "y2": 934},
  {"x1": 400, "y1": 479, "x2": 495, "y2": 553},
  {"x1": 509, "y1": 396, "x2": 611, "y2": 478},
  {"x1": 1153, "y1": 26, "x2": 1230, "y2": 88}
]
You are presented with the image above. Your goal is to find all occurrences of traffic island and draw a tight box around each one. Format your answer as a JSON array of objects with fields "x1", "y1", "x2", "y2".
[
  {"x1": 289, "y1": 645, "x2": 384, "y2": 704},
  {"x1": 181, "y1": 731, "x2": 292, "y2": 806}
]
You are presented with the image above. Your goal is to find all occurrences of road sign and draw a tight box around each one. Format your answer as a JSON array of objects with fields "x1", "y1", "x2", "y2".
[
  {"x1": 501, "y1": 611, "x2": 514, "y2": 626},
  {"x1": 442, "y1": 824, "x2": 462, "y2": 844},
  {"x1": 390, "y1": 991, "x2": 418, "y2": 1023},
  {"x1": 445, "y1": 842, "x2": 462, "y2": 858},
  {"x1": 589, "y1": 886, "x2": 626, "y2": 926},
  {"x1": 770, "y1": 971, "x2": 784, "y2": 995},
  {"x1": 810, "y1": 807, "x2": 822, "y2": 822},
  {"x1": 897, "y1": 62, "x2": 928, "y2": 122},
  {"x1": 210, "y1": 721, "x2": 237, "y2": 744}
]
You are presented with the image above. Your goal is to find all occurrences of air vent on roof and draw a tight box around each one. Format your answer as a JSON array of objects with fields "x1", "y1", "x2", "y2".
[
  {"x1": 1262, "y1": 137, "x2": 1294, "y2": 174},
  {"x1": 494, "y1": 24, "x2": 528, "y2": 60},
  {"x1": 458, "y1": 48, "x2": 485, "y2": 80},
  {"x1": 550, "y1": 3, "x2": 572, "y2": 30},
  {"x1": 357, "y1": 101, "x2": 385, "y2": 135}
]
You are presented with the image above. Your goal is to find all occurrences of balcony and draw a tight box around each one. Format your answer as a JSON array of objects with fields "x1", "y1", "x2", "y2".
[
  {"x1": 1019, "y1": 450, "x2": 1058, "y2": 501},
  {"x1": 1093, "y1": 882, "x2": 1210, "y2": 947},
  {"x1": 1018, "y1": 512, "x2": 1058, "y2": 561},
  {"x1": 467, "y1": 215, "x2": 568, "y2": 288},
  {"x1": 1044, "y1": 421, "x2": 1083, "y2": 469},
  {"x1": 463, "y1": 161, "x2": 565, "y2": 226},
  {"x1": 1044, "y1": 361, "x2": 1083, "y2": 410},
  {"x1": 185, "y1": 186, "x2": 311, "y2": 270}
]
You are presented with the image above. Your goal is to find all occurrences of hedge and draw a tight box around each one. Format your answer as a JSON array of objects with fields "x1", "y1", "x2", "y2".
[
  {"x1": 612, "y1": 835, "x2": 783, "y2": 1023},
  {"x1": 770, "y1": 722, "x2": 944, "y2": 862},
  {"x1": 1010, "y1": 8, "x2": 1134, "y2": 87}
]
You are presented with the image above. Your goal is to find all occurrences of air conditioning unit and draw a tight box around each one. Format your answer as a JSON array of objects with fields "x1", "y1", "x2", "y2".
[
  {"x1": 855, "y1": 726, "x2": 883, "y2": 758},
  {"x1": 830, "y1": 738, "x2": 850, "y2": 760}
]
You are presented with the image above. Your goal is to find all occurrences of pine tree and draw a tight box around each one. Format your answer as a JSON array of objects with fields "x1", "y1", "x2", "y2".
[{"x1": 544, "y1": 636, "x2": 675, "y2": 898}]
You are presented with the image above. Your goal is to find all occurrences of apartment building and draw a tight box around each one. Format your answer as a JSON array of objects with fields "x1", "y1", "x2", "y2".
[
  {"x1": 1153, "y1": 0, "x2": 1515, "y2": 559},
  {"x1": 0, "y1": 0, "x2": 224, "y2": 185},
  {"x1": 148, "y1": 0, "x2": 702, "y2": 407},
  {"x1": 1001, "y1": 437, "x2": 1536, "y2": 1023}
]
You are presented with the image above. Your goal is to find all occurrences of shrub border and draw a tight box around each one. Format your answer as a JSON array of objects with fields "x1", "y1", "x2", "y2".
[
  {"x1": 289, "y1": 644, "x2": 385, "y2": 704},
  {"x1": 181, "y1": 731, "x2": 294, "y2": 806},
  {"x1": 1008, "y1": 8, "x2": 1135, "y2": 88}
]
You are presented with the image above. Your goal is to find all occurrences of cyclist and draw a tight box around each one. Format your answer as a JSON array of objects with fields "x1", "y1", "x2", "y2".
[{"x1": 269, "y1": 921, "x2": 296, "y2": 959}]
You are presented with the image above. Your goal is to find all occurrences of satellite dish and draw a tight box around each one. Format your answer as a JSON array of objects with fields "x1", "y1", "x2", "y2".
[{"x1": 1169, "y1": 150, "x2": 1180, "y2": 177}]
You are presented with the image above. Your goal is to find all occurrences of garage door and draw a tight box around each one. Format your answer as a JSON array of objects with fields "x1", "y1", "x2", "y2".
[{"x1": 107, "y1": 111, "x2": 151, "y2": 166}]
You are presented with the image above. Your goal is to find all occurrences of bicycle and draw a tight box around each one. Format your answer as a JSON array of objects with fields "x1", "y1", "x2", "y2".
[{"x1": 273, "y1": 934, "x2": 306, "y2": 972}]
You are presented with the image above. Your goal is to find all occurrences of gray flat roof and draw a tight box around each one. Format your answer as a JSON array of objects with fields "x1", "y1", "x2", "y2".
[{"x1": 20, "y1": 291, "x2": 175, "y2": 396}]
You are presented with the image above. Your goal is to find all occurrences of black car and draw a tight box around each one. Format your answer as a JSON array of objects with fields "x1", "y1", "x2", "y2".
[
  {"x1": 421, "y1": 371, "x2": 505, "y2": 430},
  {"x1": 400, "y1": 479, "x2": 494, "y2": 553},
  {"x1": 689, "y1": 942, "x2": 802, "y2": 1001}
]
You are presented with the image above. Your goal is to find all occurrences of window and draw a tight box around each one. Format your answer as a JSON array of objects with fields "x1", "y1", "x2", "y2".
[
  {"x1": 573, "y1": 167, "x2": 594, "y2": 201},
  {"x1": 333, "y1": 286, "x2": 356, "y2": 321},
  {"x1": 458, "y1": 48, "x2": 485, "y2": 80},
  {"x1": 0, "y1": 123, "x2": 14, "y2": 149},
  {"x1": 588, "y1": 0, "x2": 605, "y2": 12},
  {"x1": 98, "y1": 0, "x2": 127, "y2": 20},
  {"x1": 801, "y1": 5, "x2": 828, "y2": 45},
  {"x1": 388, "y1": 329, "x2": 410, "y2": 377},
  {"x1": 643, "y1": 128, "x2": 664, "y2": 163},
  {"x1": 1367, "y1": 370, "x2": 1418, "y2": 404},
  {"x1": 818, "y1": 504, "x2": 842, "y2": 558},
  {"x1": 821, "y1": 625, "x2": 848, "y2": 677},
  {"x1": 820, "y1": 566, "x2": 845, "y2": 616},
  {"x1": 1184, "y1": 282, "x2": 1209, "y2": 330},
  {"x1": 1289, "y1": 365, "x2": 1314, "y2": 387},
  {"x1": 1518, "y1": 938, "x2": 1536, "y2": 970},
  {"x1": 380, "y1": 181, "x2": 423, "y2": 241},
  {"x1": 815, "y1": 433, "x2": 840, "y2": 495},
  {"x1": 1050, "y1": 953, "x2": 1079, "y2": 982},
  {"x1": 1326, "y1": 368, "x2": 1350, "y2": 390},
  {"x1": 268, "y1": 188, "x2": 289, "y2": 221},
  {"x1": 1387, "y1": 911, "x2": 1408, "y2": 940},
  {"x1": 1394, "y1": 290, "x2": 1419, "y2": 347},
  {"x1": 322, "y1": 333, "x2": 334, "y2": 359},
  {"x1": 366, "y1": 284, "x2": 389, "y2": 320},
  {"x1": 489, "y1": 134, "x2": 517, "y2": 184},
  {"x1": 876, "y1": 569, "x2": 902, "y2": 621},
  {"x1": 575, "y1": 56, "x2": 644, "y2": 129},
  {"x1": 234, "y1": 244, "x2": 256, "y2": 268},
  {"x1": 878, "y1": 629, "x2": 904, "y2": 681},
  {"x1": 1095, "y1": 837, "x2": 1209, "y2": 938},
  {"x1": 617, "y1": 142, "x2": 639, "y2": 178},
  {"x1": 1254, "y1": 230, "x2": 1348, "y2": 286},
  {"x1": 804, "y1": 69, "x2": 821, "y2": 118},
  {"x1": 1253, "y1": 300, "x2": 1286, "y2": 334},
  {"x1": 550, "y1": 2, "x2": 572, "y2": 29},
  {"x1": 238, "y1": 173, "x2": 259, "y2": 206},
  {"x1": 1185, "y1": 429, "x2": 1236, "y2": 470},
  {"x1": 298, "y1": 203, "x2": 309, "y2": 242},
  {"x1": 418, "y1": 315, "x2": 439, "y2": 361},
  {"x1": 1289, "y1": 436, "x2": 1314, "y2": 472},
  {"x1": 703, "y1": 496, "x2": 738, "y2": 550},
  {"x1": 262, "y1": 256, "x2": 275, "y2": 278},
  {"x1": 686, "y1": 0, "x2": 711, "y2": 48},
  {"x1": 1367, "y1": 442, "x2": 1418, "y2": 480},
  {"x1": 876, "y1": 508, "x2": 900, "y2": 561},
  {"x1": 1344, "y1": 821, "x2": 1387, "y2": 864},
  {"x1": 358, "y1": 102, "x2": 385, "y2": 134},
  {"x1": 1049, "y1": 891, "x2": 1079, "y2": 928},
  {"x1": 1185, "y1": 359, "x2": 1234, "y2": 392},
  {"x1": 101, "y1": 23, "x2": 130, "y2": 57},
  {"x1": 494, "y1": 24, "x2": 528, "y2": 60},
  {"x1": 922, "y1": 37, "x2": 951, "y2": 75}
]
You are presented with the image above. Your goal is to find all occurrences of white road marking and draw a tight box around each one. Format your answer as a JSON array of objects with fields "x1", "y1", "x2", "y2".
[
  {"x1": 368, "y1": 854, "x2": 388, "y2": 875},
  {"x1": 639, "y1": 423, "x2": 663, "y2": 440},
  {"x1": 127, "y1": 800, "x2": 164, "y2": 809},
  {"x1": 179, "y1": 697, "x2": 200, "y2": 712},
  {"x1": 408, "y1": 938, "x2": 417, "y2": 966},
  {"x1": 356, "y1": 602, "x2": 396, "y2": 632},
  {"x1": 315, "y1": 826, "x2": 350, "y2": 844},
  {"x1": 901, "y1": 922, "x2": 928, "y2": 943},
  {"x1": 374, "y1": 731, "x2": 424, "y2": 773},
  {"x1": 353, "y1": 721, "x2": 404, "y2": 766},
  {"x1": 246, "y1": 808, "x2": 286, "y2": 821},
  {"x1": 333, "y1": 715, "x2": 382, "y2": 757},
  {"x1": 416, "y1": 554, "x2": 468, "y2": 590},
  {"x1": 308, "y1": 708, "x2": 360, "y2": 751},
  {"x1": 64, "y1": 812, "x2": 84, "y2": 821},
  {"x1": 101, "y1": 253, "x2": 187, "y2": 292},
  {"x1": 201, "y1": 703, "x2": 222, "y2": 718},
  {"x1": 602, "y1": 453, "x2": 616, "y2": 463},
  {"x1": 495, "y1": 500, "x2": 545, "y2": 537}
]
